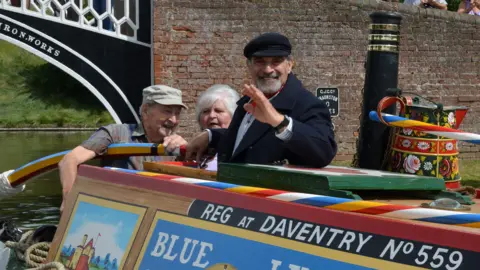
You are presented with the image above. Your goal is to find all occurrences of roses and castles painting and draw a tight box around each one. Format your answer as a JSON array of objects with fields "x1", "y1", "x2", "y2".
[{"x1": 55, "y1": 194, "x2": 146, "y2": 270}]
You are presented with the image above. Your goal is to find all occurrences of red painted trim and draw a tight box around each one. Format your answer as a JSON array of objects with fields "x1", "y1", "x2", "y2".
[
  {"x1": 446, "y1": 181, "x2": 461, "y2": 189},
  {"x1": 249, "y1": 189, "x2": 285, "y2": 197},
  {"x1": 77, "y1": 165, "x2": 480, "y2": 252},
  {"x1": 153, "y1": 161, "x2": 198, "y2": 168},
  {"x1": 12, "y1": 164, "x2": 58, "y2": 187},
  {"x1": 393, "y1": 135, "x2": 459, "y2": 155}
]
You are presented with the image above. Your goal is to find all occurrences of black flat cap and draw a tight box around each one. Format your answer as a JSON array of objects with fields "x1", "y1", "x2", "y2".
[{"x1": 243, "y1": 32, "x2": 292, "y2": 59}]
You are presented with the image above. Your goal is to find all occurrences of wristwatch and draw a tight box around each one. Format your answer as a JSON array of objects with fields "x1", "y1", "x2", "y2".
[{"x1": 274, "y1": 115, "x2": 290, "y2": 132}]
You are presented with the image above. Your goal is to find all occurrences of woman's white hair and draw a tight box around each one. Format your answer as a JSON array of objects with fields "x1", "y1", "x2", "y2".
[{"x1": 195, "y1": 84, "x2": 240, "y2": 126}]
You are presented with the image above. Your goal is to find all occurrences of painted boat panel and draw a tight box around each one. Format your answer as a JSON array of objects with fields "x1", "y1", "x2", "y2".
[{"x1": 46, "y1": 165, "x2": 480, "y2": 270}]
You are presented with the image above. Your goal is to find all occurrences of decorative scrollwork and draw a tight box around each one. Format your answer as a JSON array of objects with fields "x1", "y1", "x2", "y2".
[{"x1": 0, "y1": 0, "x2": 139, "y2": 41}]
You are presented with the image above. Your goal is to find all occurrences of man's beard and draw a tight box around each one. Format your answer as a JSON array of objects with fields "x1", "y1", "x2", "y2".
[{"x1": 256, "y1": 73, "x2": 282, "y2": 95}]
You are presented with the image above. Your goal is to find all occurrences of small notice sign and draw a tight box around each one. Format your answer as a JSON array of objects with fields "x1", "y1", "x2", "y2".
[{"x1": 316, "y1": 88, "x2": 339, "y2": 117}]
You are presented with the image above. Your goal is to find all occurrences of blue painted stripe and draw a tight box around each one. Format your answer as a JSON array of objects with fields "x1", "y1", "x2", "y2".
[
  {"x1": 369, "y1": 111, "x2": 480, "y2": 145},
  {"x1": 417, "y1": 214, "x2": 480, "y2": 225},
  {"x1": 294, "y1": 196, "x2": 352, "y2": 207},
  {"x1": 369, "y1": 111, "x2": 389, "y2": 122},
  {"x1": 195, "y1": 181, "x2": 239, "y2": 189},
  {"x1": 109, "y1": 143, "x2": 156, "y2": 148},
  {"x1": 13, "y1": 150, "x2": 71, "y2": 172},
  {"x1": 13, "y1": 144, "x2": 155, "y2": 173}
]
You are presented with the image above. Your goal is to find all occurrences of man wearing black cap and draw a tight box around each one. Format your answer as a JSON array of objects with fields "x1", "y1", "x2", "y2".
[{"x1": 186, "y1": 32, "x2": 337, "y2": 168}]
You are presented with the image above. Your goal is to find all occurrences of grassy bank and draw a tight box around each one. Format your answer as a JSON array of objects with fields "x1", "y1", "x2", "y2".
[
  {"x1": 458, "y1": 160, "x2": 480, "y2": 188},
  {"x1": 0, "y1": 41, "x2": 113, "y2": 127}
]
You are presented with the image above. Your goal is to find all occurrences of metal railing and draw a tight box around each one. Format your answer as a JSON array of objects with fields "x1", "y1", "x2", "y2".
[{"x1": 0, "y1": 0, "x2": 141, "y2": 43}]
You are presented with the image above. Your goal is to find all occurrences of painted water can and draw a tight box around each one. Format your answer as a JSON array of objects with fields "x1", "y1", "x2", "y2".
[{"x1": 383, "y1": 95, "x2": 468, "y2": 189}]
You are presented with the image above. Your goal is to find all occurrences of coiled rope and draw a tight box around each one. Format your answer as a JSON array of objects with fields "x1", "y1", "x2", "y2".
[{"x1": 5, "y1": 230, "x2": 65, "y2": 270}]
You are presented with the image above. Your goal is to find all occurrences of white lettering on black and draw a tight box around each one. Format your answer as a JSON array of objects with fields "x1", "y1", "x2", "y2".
[{"x1": 0, "y1": 23, "x2": 61, "y2": 57}]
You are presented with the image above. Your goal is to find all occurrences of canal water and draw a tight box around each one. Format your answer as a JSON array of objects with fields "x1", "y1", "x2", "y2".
[{"x1": 0, "y1": 131, "x2": 94, "y2": 269}]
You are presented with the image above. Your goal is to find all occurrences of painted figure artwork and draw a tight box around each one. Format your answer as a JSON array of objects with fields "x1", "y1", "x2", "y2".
[{"x1": 55, "y1": 194, "x2": 146, "y2": 270}]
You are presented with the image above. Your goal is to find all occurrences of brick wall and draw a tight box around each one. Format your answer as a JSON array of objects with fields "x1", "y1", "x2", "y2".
[{"x1": 153, "y1": 0, "x2": 480, "y2": 162}]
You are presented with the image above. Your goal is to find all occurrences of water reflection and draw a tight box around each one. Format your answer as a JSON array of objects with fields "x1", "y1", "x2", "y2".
[
  {"x1": 0, "y1": 132, "x2": 92, "y2": 269},
  {"x1": 0, "y1": 132, "x2": 93, "y2": 228}
]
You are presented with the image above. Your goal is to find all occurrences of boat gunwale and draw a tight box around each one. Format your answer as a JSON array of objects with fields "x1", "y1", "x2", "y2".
[{"x1": 76, "y1": 164, "x2": 480, "y2": 253}]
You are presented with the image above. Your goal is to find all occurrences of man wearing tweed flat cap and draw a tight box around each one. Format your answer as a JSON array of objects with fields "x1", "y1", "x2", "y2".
[
  {"x1": 58, "y1": 84, "x2": 188, "y2": 211},
  {"x1": 187, "y1": 32, "x2": 337, "y2": 168}
]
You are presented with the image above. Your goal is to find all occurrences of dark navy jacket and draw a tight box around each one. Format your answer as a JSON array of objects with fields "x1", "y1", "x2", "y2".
[{"x1": 209, "y1": 73, "x2": 337, "y2": 168}]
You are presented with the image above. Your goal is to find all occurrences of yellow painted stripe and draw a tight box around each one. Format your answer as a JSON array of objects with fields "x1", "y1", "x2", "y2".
[
  {"x1": 10, "y1": 145, "x2": 168, "y2": 184},
  {"x1": 392, "y1": 120, "x2": 435, "y2": 128},
  {"x1": 457, "y1": 222, "x2": 480, "y2": 228},
  {"x1": 9, "y1": 156, "x2": 64, "y2": 184},
  {"x1": 394, "y1": 134, "x2": 457, "y2": 142},
  {"x1": 106, "y1": 147, "x2": 153, "y2": 155},
  {"x1": 135, "y1": 211, "x2": 424, "y2": 270},
  {"x1": 325, "y1": 201, "x2": 388, "y2": 212},
  {"x1": 391, "y1": 148, "x2": 458, "y2": 157},
  {"x1": 226, "y1": 186, "x2": 268, "y2": 194},
  {"x1": 137, "y1": 172, "x2": 166, "y2": 177}
]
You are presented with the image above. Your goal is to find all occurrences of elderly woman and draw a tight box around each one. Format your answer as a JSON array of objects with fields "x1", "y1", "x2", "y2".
[
  {"x1": 195, "y1": 84, "x2": 240, "y2": 170},
  {"x1": 196, "y1": 84, "x2": 240, "y2": 130},
  {"x1": 458, "y1": 0, "x2": 480, "y2": 16}
]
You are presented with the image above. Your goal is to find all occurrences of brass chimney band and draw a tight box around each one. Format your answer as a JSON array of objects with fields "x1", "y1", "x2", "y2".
[
  {"x1": 369, "y1": 23, "x2": 400, "y2": 32},
  {"x1": 367, "y1": 44, "x2": 399, "y2": 53},
  {"x1": 368, "y1": 34, "x2": 400, "y2": 42},
  {"x1": 368, "y1": 23, "x2": 400, "y2": 53}
]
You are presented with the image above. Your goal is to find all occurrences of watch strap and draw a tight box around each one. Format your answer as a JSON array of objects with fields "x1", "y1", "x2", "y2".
[{"x1": 274, "y1": 115, "x2": 289, "y2": 132}]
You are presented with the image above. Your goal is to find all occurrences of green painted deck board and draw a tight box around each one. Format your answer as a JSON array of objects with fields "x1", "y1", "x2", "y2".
[
  {"x1": 324, "y1": 175, "x2": 444, "y2": 190},
  {"x1": 217, "y1": 163, "x2": 446, "y2": 195}
]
